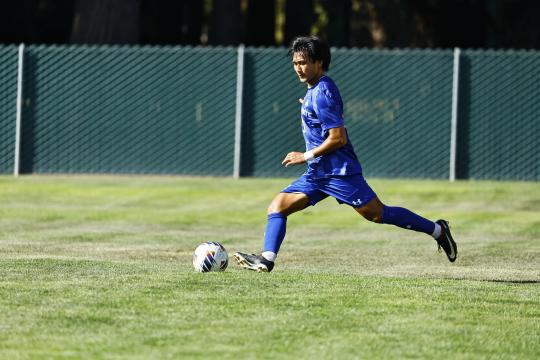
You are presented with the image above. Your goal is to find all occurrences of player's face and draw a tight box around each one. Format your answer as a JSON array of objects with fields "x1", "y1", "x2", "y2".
[{"x1": 292, "y1": 52, "x2": 324, "y2": 86}]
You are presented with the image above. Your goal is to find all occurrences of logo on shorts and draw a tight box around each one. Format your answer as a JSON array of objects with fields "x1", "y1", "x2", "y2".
[{"x1": 352, "y1": 199, "x2": 363, "y2": 206}]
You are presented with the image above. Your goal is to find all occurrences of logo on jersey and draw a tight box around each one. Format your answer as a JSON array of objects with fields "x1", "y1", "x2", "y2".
[{"x1": 301, "y1": 108, "x2": 315, "y2": 118}]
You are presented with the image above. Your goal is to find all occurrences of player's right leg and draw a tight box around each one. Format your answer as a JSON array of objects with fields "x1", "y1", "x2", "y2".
[{"x1": 234, "y1": 192, "x2": 310, "y2": 272}]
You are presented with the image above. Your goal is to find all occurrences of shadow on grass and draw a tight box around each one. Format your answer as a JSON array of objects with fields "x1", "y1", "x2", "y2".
[
  {"x1": 478, "y1": 279, "x2": 540, "y2": 284},
  {"x1": 441, "y1": 277, "x2": 540, "y2": 284}
]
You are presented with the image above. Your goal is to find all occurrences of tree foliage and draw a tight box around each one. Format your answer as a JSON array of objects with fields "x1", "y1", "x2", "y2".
[{"x1": 0, "y1": 0, "x2": 539, "y2": 49}]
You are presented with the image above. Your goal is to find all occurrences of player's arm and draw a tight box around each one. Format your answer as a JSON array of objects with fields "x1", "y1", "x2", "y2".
[{"x1": 282, "y1": 126, "x2": 347, "y2": 167}]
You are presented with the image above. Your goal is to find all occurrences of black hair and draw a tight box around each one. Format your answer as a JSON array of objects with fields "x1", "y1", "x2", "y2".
[{"x1": 288, "y1": 36, "x2": 331, "y2": 71}]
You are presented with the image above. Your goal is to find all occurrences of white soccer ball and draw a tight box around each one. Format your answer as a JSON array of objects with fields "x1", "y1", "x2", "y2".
[{"x1": 192, "y1": 242, "x2": 229, "y2": 272}]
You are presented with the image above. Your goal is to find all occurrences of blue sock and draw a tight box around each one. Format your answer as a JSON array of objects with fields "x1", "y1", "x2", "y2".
[
  {"x1": 262, "y1": 213, "x2": 287, "y2": 254},
  {"x1": 381, "y1": 205, "x2": 435, "y2": 235}
]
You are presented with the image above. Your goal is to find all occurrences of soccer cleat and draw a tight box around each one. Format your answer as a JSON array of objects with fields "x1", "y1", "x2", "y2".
[
  {"x1": 233, "y1": 252, "x2": 274, "y2": 272},
  {"x1": 435, "y1": 219, "x2": 457, "y2": 262}
]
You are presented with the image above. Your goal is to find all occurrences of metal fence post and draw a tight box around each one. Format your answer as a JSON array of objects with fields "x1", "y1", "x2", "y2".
[
  {"x1": 233, "y1": 44, "x2": 245, "y2": 179},
  {"x1": 14, "y1": 43, "x2": 24, "y2": 177},
  {"x1": 449, "y1": 47, "x2": 460, "y2": 182}
]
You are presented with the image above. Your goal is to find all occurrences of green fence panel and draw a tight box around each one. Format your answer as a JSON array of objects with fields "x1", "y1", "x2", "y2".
[
  {"x1": 241, "y1": 48, "x2": 306, "y2": 177},
  {"x1": 331, "y1": 49, "x2": 454, "y2": 179},
  {"x1": 245, "y1": 48, "x2": 454, "y2": 179},
  {"x1": 0, "y1": 46, "x2": 18, "y2": 174},
  {"x1": 20, "y1": 45, "x2": 237, "y2": 175},
  {"x1": 458, "y1": 50, "x2": 540, "y2": 180},
  {"x1": 6, "y1": 45, "x2": 539, "y2": 180}
]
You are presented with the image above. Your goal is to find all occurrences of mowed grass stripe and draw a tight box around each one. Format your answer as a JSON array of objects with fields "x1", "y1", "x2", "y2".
[{"x1": 0, "y1": 175, "x2": 538, "y2": 359}]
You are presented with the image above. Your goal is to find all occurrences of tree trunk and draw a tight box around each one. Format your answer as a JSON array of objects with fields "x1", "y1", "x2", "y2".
[
  {"x1": 321, "y1": 0, "x2": 351, "y2": 47},
  {"x1": 246, "y1": 0, "x2": 275, "y2": 46},
  {"x1": 182, "y1": 0, "x2": 203, "y2": 45},
  {"x1": 208, "y1": 0, "x2": 242, "y2": 45},
  {"x1": 284, "y1": 0, "x2": 313, "y2": 46},
  {"x1": 140, "y1": 0, "x2": 183, "y2": 45},
  {"x1": 71, "y1": 0, "x2": 141, "y2": 44}
]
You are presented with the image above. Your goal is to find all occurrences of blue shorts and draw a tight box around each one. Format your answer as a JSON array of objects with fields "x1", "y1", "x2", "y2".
[{"x1": 282, "y1": 173, "x2": 377, "y2": 208}]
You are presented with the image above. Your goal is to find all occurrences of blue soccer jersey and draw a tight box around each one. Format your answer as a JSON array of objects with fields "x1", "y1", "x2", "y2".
[{"x1": 301, "y1": 75, "x2": 362, "y2": 178}]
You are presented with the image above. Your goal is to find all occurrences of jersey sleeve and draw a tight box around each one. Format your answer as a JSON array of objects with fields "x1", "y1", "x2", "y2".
[{"x1": 313, "y1": 88, "x2": 344, "y2": 132}]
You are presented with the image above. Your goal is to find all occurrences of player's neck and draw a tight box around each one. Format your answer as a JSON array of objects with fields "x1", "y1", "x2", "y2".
[{"x1": 307, "y1": 72, "x2": 325, "y2": 88}]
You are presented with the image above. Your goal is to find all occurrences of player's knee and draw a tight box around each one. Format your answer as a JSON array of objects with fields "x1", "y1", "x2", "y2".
[
  {"x1": 267, "y1": 200, "x2": 285, "y2": 214},
  {"x1": 363, "y1": 212, "x2": 381, "y2": 223},
  {"x1": 267, "y1": 203, "x2": 279, "y2": 214},
  {"x1": 267, "y1": 199, "x2": 301, "y2": 215},
  {"x1": 355, "y1": 198, "x2": 384, "y2": 223},
  {"x1": 357, "y1": 207, "x2": 383, "y2": 223}
]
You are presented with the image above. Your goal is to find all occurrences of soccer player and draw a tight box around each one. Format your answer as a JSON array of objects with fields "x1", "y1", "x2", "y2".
[{"x1": 234, "y1": 36, "x2": 457, "y2": 272}]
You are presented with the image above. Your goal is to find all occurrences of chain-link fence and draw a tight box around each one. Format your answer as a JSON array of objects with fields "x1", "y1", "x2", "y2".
[
  {"x1": 458, "y1": 50, "x2": 540, "y2": 180},
  {"x1": 241, "y1": 48, "x2": 305, "y2": 177},
  {"x1": 20, "y1": 45, "x2": 237, "y2": 175},
  {"x1": 332, "y1": 49, "x2": 454, "y2": 179},
  {"x1": 0, "y1": 46, "x2": 18, "y2": 174},
  {"x1": 0, "y1": 45, "x2": 538, "y2": 180}
]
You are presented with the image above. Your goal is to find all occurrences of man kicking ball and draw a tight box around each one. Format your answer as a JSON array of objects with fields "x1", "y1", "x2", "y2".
[{"x1": 234, "y1": 36, "x2": 457, "y2": 272}]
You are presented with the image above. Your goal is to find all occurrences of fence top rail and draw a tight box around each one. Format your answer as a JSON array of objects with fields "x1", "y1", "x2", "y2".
[{"x1": 1, "y1": 43, "x2": 539, "y2": 55}]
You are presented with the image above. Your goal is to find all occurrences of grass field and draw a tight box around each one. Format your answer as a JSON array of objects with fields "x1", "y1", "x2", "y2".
[{"x1": 0, "y1": 175, "x2": 538, "y2": 359}]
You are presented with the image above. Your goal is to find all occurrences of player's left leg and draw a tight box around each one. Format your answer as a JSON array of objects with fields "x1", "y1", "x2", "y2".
[
  {"x1": 354, "y1": 197, "x2": 457, "y2": 262},
  {"x1": 319, "y1": 174, "x2": 457, "y2": 262},
  {"x1": 355, "y1": 197, "x2": 435, "y2": 235}
]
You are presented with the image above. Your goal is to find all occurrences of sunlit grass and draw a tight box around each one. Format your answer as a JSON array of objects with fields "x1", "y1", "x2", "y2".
[{"x1": 0, "y1": 175, "x2": 538, "y2": 359}]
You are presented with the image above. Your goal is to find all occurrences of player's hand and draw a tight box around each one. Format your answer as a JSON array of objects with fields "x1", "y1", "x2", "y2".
[{"x1": 282, "y1": 152, "x2": 305, "y2": 167}]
